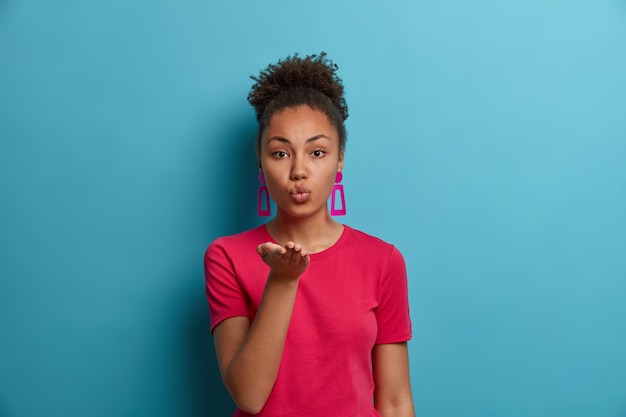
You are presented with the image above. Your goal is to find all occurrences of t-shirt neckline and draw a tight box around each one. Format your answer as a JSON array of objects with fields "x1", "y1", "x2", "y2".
[{"x1": 259, "y1": 224, "x2": 351, "y2": 261}]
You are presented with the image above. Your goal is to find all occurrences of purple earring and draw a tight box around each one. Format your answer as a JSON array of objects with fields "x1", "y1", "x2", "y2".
[
  {"x1": 258, "y1": 172, "x2": 271, "y2": 216},
  {"x1": 330, "y1": 172, "x2": 346, "y2": 216}
]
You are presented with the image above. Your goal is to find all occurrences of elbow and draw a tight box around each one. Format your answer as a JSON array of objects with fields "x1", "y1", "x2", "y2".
[
  {"x1": 375, "y1": 399, "x2": 415, "y2": 417},
  {"x1": 225, "y1": 383, "x2": 268, "y2": 415},
  {"x1": 238, "y1": 404, "x2": 264, "y2": 415},
  {"x1": 232, "y1": 396, "x2": 266, "y2": 415},
  {"x1": 222, "y1": 366, "x2": 273, "y2": 414}
]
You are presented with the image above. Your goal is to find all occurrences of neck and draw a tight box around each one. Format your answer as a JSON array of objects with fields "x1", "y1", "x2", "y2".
[{"x1": 266, "y1": 209, "x2": 344, "y2": 254}]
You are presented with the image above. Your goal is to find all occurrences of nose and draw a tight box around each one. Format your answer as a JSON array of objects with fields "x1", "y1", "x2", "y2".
[{"x1": 290, "y1": 155, "x2": 307, "y2": 181}]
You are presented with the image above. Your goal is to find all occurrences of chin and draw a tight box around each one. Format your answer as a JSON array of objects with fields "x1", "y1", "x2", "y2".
[{"x1": 279, "y1": 205, "x2": 324, "y2": 219}]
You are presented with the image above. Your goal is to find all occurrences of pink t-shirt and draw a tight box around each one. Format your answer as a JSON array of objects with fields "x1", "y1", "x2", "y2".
[{"x1": 204, "y1": 225, "x2": 412, "y2": 417}]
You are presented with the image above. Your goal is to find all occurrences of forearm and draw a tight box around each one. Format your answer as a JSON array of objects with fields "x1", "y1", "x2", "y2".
[
  {"x1": 372, "y1": 343, "x2": 415, "y2": 417},
  {"x1": 223, "y1": 275, "x2": 299, "y2": 414}
]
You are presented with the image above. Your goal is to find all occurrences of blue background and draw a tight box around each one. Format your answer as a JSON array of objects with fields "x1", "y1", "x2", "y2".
[{"x1": 1, "y1": 1, "x2": 625, "y2": 416}]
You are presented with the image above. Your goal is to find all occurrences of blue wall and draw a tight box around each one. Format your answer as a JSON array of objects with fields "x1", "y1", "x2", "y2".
[{"x1": 1, "y1": 1, "x2": 625, "y2": 416}]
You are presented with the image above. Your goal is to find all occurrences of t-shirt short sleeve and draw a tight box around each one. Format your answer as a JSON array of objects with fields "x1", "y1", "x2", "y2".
[
  {"x1": 204, "y1": 238, "x2": 249, "y2": 333},
  {"x1": 375, "y1": 246, "x2": 412, "y2": 344}
]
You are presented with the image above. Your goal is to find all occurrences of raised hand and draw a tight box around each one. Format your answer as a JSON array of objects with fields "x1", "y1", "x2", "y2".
[{"x1": 256, "y1": 241, "x2": 310, "y2": 280}]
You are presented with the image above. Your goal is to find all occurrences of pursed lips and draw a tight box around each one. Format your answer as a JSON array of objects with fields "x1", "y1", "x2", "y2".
[{"x1": 290, "y1": 186, "x2": 311, "y2": 203}]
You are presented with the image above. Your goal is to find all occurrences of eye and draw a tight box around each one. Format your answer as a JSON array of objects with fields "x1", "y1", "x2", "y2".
[
  {"x1": 312, "y1": 149, "x2": 326, "y2": 158},
  {"x1": 272, "y1": 151, "x2": 288, "y2": 159}
]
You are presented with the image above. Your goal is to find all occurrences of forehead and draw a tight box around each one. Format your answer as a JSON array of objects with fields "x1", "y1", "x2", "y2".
[{"x1": 263, "y1": 105, "x2": 338, "y2": 142}]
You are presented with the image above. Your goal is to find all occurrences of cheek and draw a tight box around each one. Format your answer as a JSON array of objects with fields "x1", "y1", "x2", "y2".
[
  {"x1": 321, "y1": 169, "x2": 339, "y2": 191},
  {"x1": 326, "y1": 170, "x2": 337, "y2": 184},
  {"x1": 261, "y1": 168, "x2": 288, "y2": 197}
]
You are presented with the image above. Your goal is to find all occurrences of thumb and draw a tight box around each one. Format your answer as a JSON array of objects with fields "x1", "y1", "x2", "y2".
[{"x1": 256, "y1": 242, "x2": 272, "y2": 256}]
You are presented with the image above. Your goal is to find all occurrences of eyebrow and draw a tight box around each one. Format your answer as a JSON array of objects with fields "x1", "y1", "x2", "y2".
[{"x1": 267, "y1": 135, "x2": 330, "y2": 144}]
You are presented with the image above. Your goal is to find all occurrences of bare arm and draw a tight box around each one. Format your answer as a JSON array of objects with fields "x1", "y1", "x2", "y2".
[
  {"x1": 372, "y1": 342, "x2": 415, "y2": 417},
  {"x1": 213, "y1": 241, "x2": 309, "y2": 414}
]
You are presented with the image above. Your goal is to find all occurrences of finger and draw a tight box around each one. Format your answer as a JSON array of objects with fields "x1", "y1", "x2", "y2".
[
  {"x1": 268, "y1": 246, "x2": 287, "y2": 261},
  {"x1": 256, "y1": 242, "x2": 271, "y2": 256},
  {"x1": 289, "y1": 244, "x2": 303, "y2": 263},
  {"x1": 281, "y1": 241, "x2": 295, "y2": 262},
  {"x1": 257, "y1": 242, "x2": 281, "y2": 256},
  {"x1": 258, "y1": 243, "x2": 286, "y2": 263},
  {"x1": 299, "y1": 251, "x2": 310, "y2": 267}
]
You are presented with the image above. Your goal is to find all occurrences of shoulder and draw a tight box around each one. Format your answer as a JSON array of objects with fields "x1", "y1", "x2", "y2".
[
  {"x1": 205, "y1": 225, "x2": 268, "y2": 261},
  {"x1": 345, "y1": 225, "x2": 400, "y2": 253},
  {"x1": 342, "y1": 225, "x2": 405, "y2": 266},
  {"x1": 208, "y1": 225, "x2": 267, "y2": 249}
]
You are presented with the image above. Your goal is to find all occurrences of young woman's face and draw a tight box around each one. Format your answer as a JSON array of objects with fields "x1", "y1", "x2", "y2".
[{"x1": 260, "y1": 105, "x2": 344, "y2": 219}]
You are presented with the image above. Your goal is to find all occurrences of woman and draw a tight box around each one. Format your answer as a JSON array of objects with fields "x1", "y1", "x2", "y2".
[{"x1": 205, "y1": 52, "x2": 414, "y2": 416}]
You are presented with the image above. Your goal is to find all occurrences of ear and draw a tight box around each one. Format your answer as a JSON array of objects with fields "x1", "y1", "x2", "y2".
[{"x1": 337, "y1": 150, "x2": 345, "y2": 172}]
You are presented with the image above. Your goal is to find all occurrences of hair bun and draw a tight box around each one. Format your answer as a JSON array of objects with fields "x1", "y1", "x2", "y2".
[{"x1": 248, "y1": 52, "x2": 348, "y2": 121}]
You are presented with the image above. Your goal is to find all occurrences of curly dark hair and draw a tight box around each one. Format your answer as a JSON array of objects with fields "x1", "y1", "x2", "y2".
[{"x1": 248, "y1": 52, "x2": 349, "y2": 156}]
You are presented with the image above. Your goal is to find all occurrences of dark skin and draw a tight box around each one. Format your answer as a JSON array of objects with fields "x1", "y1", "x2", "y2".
[{"x1": 213, "y1": 105, "x2": 414, "y2": 416}]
